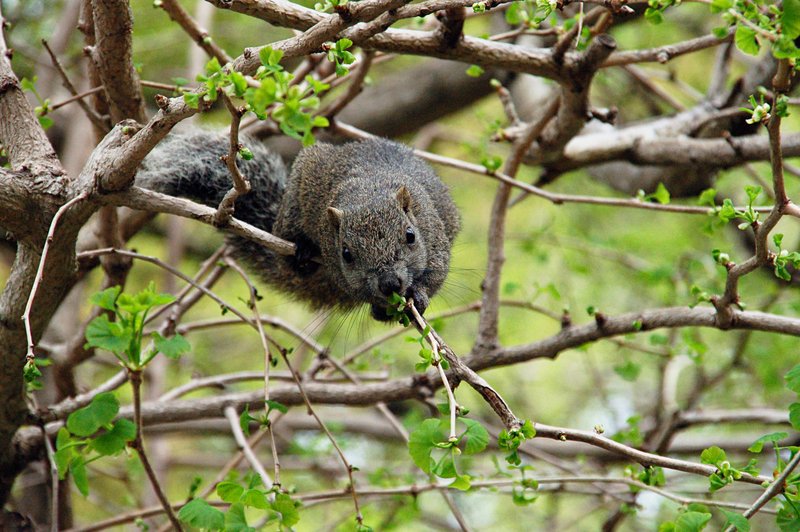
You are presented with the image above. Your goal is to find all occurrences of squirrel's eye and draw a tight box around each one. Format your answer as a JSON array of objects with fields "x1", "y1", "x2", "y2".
[
  {"x1": 406, "y1": 227, "x2": 416, "y2": 245},
  {"x1": 342, "y1": 246, "x2": 354, "y2": 263}
]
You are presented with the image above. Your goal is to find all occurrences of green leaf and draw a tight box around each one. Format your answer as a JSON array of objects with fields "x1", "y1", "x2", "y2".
[
  {"x1": 70, "y1": 458, "x2": 90, "y2": 496},
  {"x1": 778, "y1": 501, "x2": 800, "y2": 531},
  {"x1": 448, "y1": 474, "x2": 471, "y2": 491},
  {"x1": 700, "y1": 446, "x2": 727, "y2": 466},
  {"x1": 673, "y1": 511, "x2": 712, "y2": 531},
  {"x1": 432, "y1": 450, "x2": 457, "y2": 478},
  {"x1": 273, "y1": 492, "x2": 300, "y2": 527},
  {"x1": 225, "y1": 502, "x2": 255, "y2": 532},
  {"x1": 520, "y1": 419, "x2": 536, "y2": 438},
  {"x1": 242, "y1": 488, "x2": 270, "y2": 510},
  {"x1": 649, "y1": 182, "x2": 671, "y2": 204},
  {"x1": 720, "y1": 508, "x2": 750, "y2": 531},
  {"x1": 85, "y1": 315, "x2": 132, "y2": 355},
  {"x1": 786, "y1": 364, "x2": 800, "y2": 394},
  {"x1": 184, "y1": 92, "x2": 201, "y2": 109},
  {"x1": 91, "y1": 418, "x2": 136, "y2": 455},
  {"x1": 205, "y1": 57, "x2": 222, "y2": 75},
  {"x1": 90, "y1": 286, "x2": 122, "y2": 311},
  {"x1": 408, "y1": 419, "x2": 445, "y2": 474},
  {"x1": 216, "y1": 480, "x2": 245, "y2": 503},
  {"x1": 178, "y1": 498, "x2": 225, "y2": 530},
  {"x1": 709, "y1": 0, "x2": 733, "y2": 11},
  {"x1": 460, "y1": 418, "x2": 489, "y2": 455},
  {"x1": 698, "y1": 188, "x2": 716, "y2": 207},
  {"x1": 465, "y1": 65, "x2": 485, "y2": 78},
  {"x1": 644, "y1": 7, "x2": 664, "y2": 24},
  {"x1": 259, "y1": 46, "x2": 284, "y2": 67},
  {"x1": 153, "y1": 332, "x2": 191, "y2": 359},
  {"x1": 116, "y1": 283, "x2": 174, "y2": 314},
  {"x1": 229, "y1": 71, "x2": 248, "y2": 97},
  {"x1": 789, "y1": 403, "x2": 800, "y2": 431},
  {"x1": 734, "y1": 26, "x2": 760, "y2": 56},
  {"x1": 20, "y1": 77, "x2": 36, "y2": 92},
  {"x1": 266, "y1": 399, "x2": 288, "y2": 414},
  {"x1": 748, "y1": 432, "x2": 788, "y2": 453},
  {"x1": 66, "y1": 392, "x2": 120, "y2": 437},
  {"x1": 783, "y1": 0, "x2": 800, "y2": 39}
]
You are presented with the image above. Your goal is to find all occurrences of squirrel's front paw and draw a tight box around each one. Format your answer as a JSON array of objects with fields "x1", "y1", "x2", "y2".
[
  {"x1": 406, "y1": 285, "x2": 429, "y2": 316},
  {"x1": 290, "y1": 235, "x2": 320, "y2": 276},
  {"x1": 370, "y1": 303, "x2": 395, "y2": 322}
]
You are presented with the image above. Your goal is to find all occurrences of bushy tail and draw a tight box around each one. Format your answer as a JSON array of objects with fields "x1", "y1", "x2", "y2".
[{"x1": 135, "y1": 130, "x2": 287, "y2": 231}]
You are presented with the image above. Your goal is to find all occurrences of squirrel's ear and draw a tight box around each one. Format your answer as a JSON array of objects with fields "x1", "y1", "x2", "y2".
[
  {"x1": 396, "y1": 186, "x2": 413, "y2": 213},
  {"x1": 327, "y1": 207, "x2": 343, "y2": 230}
]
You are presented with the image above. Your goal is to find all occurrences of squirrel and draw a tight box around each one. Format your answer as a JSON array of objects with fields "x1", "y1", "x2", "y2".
[{"x1": 136, "y1": 131, "x2": 461, "y2": 321}]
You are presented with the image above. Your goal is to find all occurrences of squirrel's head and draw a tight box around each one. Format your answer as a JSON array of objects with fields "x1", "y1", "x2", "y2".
[{"x1": 327, "y1": 186, "x2": 428, "y2": 319}]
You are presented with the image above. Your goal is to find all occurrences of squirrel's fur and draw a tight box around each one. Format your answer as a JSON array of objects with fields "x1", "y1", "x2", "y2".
[{"x1": 136, "y1": 131, "x2": 460, "y2": 320}]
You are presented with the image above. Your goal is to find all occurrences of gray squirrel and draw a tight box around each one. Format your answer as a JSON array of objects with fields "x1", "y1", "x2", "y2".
[{"x1": 136, "y1": 131, "x2": 460, "y2": 321}]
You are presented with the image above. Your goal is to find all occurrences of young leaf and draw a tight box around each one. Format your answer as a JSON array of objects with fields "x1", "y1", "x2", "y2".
[
  {"x1": 66, "y1": 392, "x2": 120, "y2": 437},
  {"x1": 216, "y1": 480, "x2": 245, "y2": 503},
  {"x1": 700, "y1": 446, "x2": 727, "y2": 466},
  {"x1": 225, "y1": 502, "x2": 255, "y2": 532},
  {"x1": 178, "y1": 498, "x2": 225, "y2": 530},
  {"x1": 408, "y1": 418, "x2": 445, "y2": 474},
  {"x1": 273, "y1": 492, "x2": 301, "y2": 527},
  {"x1": 70, "y1": 458, "x2": 90, "y2": 496},
  {"x1": 460, "y1": 418, "x2": 489, "y2": 455},
  {"x1": 91, "y1": 418, "x2": 136, "y2": 455},
  {"x1": 734, "y1": 26, "x2": 759, "y2": 55},
  {"x1": 783, "y1": 0, "x2": 800, "y2": 40},
  {"x1": 448, "y1": 474, "x2": 472, "y2": 491},
  {"x1": 153, "y1": 332, "x2": 191, "y2": 359},
  {"x1": 748, "y1": 432, "x2": 788, "y2": 453},
  {"x1": 85, "y1": 315, "x2": 132, "y2": 356},
  {"x1": 786, "y1": 364, "x2": 800, "y2": 394},
  {"x1": 90, "y1": 286, "x2": 121, "y2": 311},
  {"x1": 789, "y1": 403, "x2": 800, "y2": 431}
]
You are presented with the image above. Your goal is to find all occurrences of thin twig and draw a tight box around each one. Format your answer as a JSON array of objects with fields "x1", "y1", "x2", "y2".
[
  {"x1": 23, "y1": 192, "x2": 90, "y2": 363},
  {"x1": 129, "y1": 369, "x2": 183, "y2": 530}
]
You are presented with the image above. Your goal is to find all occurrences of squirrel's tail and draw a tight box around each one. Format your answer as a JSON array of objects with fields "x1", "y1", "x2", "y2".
[{"x1": 136, "y1": 130, "x2": 287, "y2": 231}]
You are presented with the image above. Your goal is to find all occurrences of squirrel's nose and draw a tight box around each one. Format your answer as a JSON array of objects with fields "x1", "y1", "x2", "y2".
[{"x1": 378, "y1": 275, "x2": 403, "y2": 297}]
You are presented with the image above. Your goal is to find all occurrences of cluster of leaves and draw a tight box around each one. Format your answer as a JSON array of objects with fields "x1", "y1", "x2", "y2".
[
  {"x1": 23, "y1": 355, "x2": 51, "y2": 392},
  {"x1": 408, "y1": 417, "x2": 489, "y2": 490},
  {"x1": 741, "y1": 92, "x2": 790, "y2": 126},
  {"x1": 505, "y1": 0, "x2": 556, "y2": 28},
  {"x1": 772, "y1": 233, "x2": 800, "y2": 281},
  {"x1": 178, "y1": 475, "x2": 301, "y2": 531},
  {"x1": 636, "y1": 182, "x2": 671, "y2": 205},
  {"x1": 239, "y1": 401, "x2": 289, "y2": 433},
  {"x1": 497, "y1": 419, "x2": 536, "y2": 466},
  {"x1": 185, "y1": 47, "x2": 331, "y2": 146},
  {"x1": 20, "y1": 76, "x2": 53, "y2": 129},
  {"x1": 84, "y1": 283, "x2": 190, "y2": 369},
  {"x1": 381, "y1": 292, "x2": 408, "y2": 325},
  {"x1": 407, "y1": 324, "x2": 450, "y2": 373},
  {"x1": 325, "y1": 38, "x2": 356, "y2": 77},
  {"x1": 54, "y1": 393, "x2": 136, "y2": 496},
  {"x1": 699, "y1": 446, "x2": 760, "y2": 492},
  {"x1": 711, "y1": 0, "x2": 800, "y2": 59},
  {"x1": 714, "y1": 185, "x2": 763, "y2": 230}
]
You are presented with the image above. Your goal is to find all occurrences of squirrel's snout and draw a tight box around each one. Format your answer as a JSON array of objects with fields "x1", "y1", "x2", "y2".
[{"x1": 378, "y1": 274, "x2": 403, "y2": 297}]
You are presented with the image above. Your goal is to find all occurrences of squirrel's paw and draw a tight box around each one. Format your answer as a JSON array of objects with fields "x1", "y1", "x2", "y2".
[
  {"x1": 289, "y1": 235, "x2": 320, "y2": 276},
  {"x1": 370, "y1": 303, "x2": 395, "y2": 322},
  {"x1": 406, "y1": 285, "x2": 429, "y2": 316}
]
